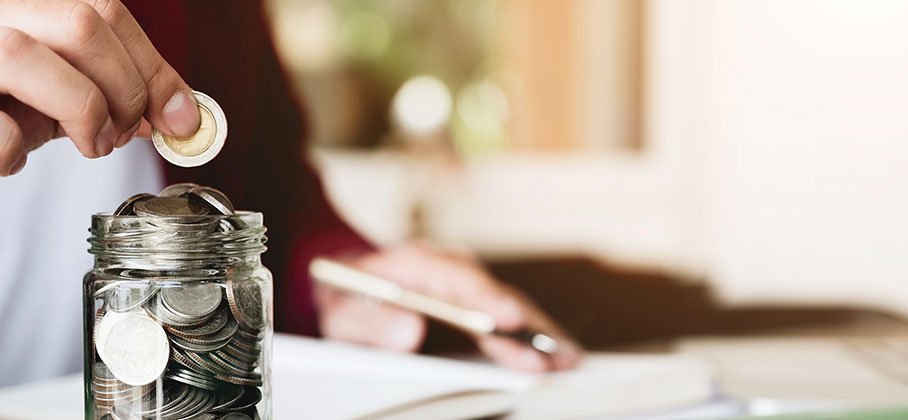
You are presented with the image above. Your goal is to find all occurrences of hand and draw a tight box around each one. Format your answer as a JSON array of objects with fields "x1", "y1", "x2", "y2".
[
  {"x1": 315, "y1": 242, "x2": 584, "y2": 372},
  {"x1": 0, "y1": 0, "x2": 200, "y2": 176}
]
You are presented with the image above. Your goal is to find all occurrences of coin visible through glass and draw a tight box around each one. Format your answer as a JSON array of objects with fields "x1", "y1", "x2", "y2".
[
  {"x1": 161, "y1": 283, "x2": 222, "y2": 319},
  {"x1": 106, "y1": 283, "x2": 157, "y2": 312},
  {"x1": 227, "y1": 280, "x2": 264, "y2": 332},
  {"x1": 98, "y1": 312, "x2": 170, "y2": 386}
]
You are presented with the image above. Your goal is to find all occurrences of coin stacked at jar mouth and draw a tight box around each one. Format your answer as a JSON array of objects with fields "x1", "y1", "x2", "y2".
[{"x1": 90, "y1": 184, "x2": 266, "y2": 420}]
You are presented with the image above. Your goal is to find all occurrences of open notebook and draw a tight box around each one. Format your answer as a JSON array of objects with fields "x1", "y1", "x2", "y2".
[{"x1": 0, "y1": 334, "x2": 714, "y2": 419}]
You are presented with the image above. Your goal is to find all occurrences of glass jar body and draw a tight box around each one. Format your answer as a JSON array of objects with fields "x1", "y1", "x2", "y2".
[{"x1": 83, "y1": 214, "x2": 272, "y2": 420}]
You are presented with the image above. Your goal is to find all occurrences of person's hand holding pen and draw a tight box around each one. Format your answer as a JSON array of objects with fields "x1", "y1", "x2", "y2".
[{"x1": 314, "y1": 242, "x2": 584, "y2": 372}]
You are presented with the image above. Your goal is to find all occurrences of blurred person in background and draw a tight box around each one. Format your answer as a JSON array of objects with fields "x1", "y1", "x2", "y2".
[{"x1": 0, "y1": 0, "x2": 580, "y2": 386}]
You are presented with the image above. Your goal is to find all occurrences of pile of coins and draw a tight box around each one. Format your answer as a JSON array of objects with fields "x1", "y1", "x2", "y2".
[{"x1": 90, "y1": 184, "x2": 265, "y2": 420}]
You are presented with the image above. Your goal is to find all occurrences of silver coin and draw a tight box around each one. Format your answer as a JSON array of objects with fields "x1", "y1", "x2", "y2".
[
  {"x1": 170, "y1": 334, "x2": 231, "y2": 353},
  {"x1": 145, "y1": 296, "x2": 189, "y2": 326},
  {"x1": 166, "y1": 306, "x2": 230, "y2": 338},
  {"x1": 95, "y1": 311, "x2": 132, "y2": 364},
  {"x1": 92, "y1": 386, "x2": 133, "y2": 400},
  {"x1": 218, "y1": 218, "x2": 237, "y2": 233},
  {"x1": 158, "y1": 384, "x2": 202, "y2": 417},
  {"x1": 216, "y1": 375, "x2": 263, "y2": 388},
  {"x1": 220, "y1": 343, "x2": 260, "y2": 366},
  {"x1": 200, "y1": 351, "x2": 260, "y2": 380},
  {"x1": 208, "y1": 351, "x2": 255, "y2": 375},
  {"x1": 147, "y1": 295, "x2": 212, "y2": 327},
  {"x1": 222, "y1": 337, "x2": 258, "y2": 354},
  {"x1": 165, "y1": 368, "x2": 220, "y2": 391},
  {"x1": 100, "y1": 312, "x2": 170, "y2": 386},
  {"x1": 93, "y1": 361, "x2": 117, "y2": 382},
  {"x1": 226, "y1": 280, "x2": 264, "y2": 332},
  {"x1": 226, "y1": 335, "x2": 262, "y2": 354},
  {"x1": 171, "y1": 347, "x2": 209, "y2": 374},
  {"x1": 212, "y1": 349, "x2": 258, "y2": 371},
  {"x1": 211, "y1": 386, "x2": 244, "y2": 411},
  {"x1": 148, "y1": 217, "x2": 220, "y2": 233},
  {"x1": 113, "y1": 193, "x2": 154, "y2": 216},
  {"x1": 176, "y1": 316, "x2": 238, "y2": 345},
  {"x1": 107, "y1": 283, "x2": 157, "y2": 312},
  {"x1": 229, "y1": 387, "x2": 262, "y2": 411},
  {"x1": 183, "y1": 350, "x2": 245, "y2": 378},
  {"x1": 182, "y1": 390, "x2": 216, "y2": 416},
  {"x1": 152, "y1": 91, "x2": 228, "y2": 168},
  {"x1": 160, "y1": 283, "x2": 222, "y2": 319},
  {"x1": 182, "y1": 186, "x2": 235, "y2": 216},
  {"x1": 218, "y1": 413, "x2": 253, "y2": 420},
  {"x1": 234, "y1": 327, "x2": 264, "y2": 341},
  {"x1": 159, "y1": 183, "x2": 200, "y2": 197},
  {"x1": 134, "y1": 196, "x2": 210, "y2": 218},
  {"x1": 136, "y1": 382, "x2": 188, "y2": 416}
]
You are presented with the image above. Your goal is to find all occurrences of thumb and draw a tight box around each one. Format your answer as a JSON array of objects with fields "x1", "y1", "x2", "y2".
[{"x1": 147, "y1": 82, "x2": 199, "y2": 138}]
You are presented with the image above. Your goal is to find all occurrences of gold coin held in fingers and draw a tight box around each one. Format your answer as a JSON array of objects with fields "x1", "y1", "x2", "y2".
[
  {"x1": 163, "y1": 105, "x2": 216, "y2": 157},
  {"x1": 152, "y1": 91, "x2": 227, "y2": 167}
]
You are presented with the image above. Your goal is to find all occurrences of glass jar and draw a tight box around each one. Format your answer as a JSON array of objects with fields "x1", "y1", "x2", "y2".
[{"x1": 83, "y1": 211, "x2": 272, "y2": 419}]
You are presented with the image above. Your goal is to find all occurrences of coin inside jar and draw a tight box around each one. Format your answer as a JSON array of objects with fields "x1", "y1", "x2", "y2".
[
  {"x1": 160, "y1": 283, "x2": 222, "y2": 319},
  {"x1": 159, "y1": 182, "x2": 200, "y2": 197},
  {"x1": 226, "y1": 280, "x2": 264, "y2": 332},
  {"x1": 182, "y1": 186, "x2": 235, "y2": 216},
  {"x1": 113, "y1": 193, "x2": 154, "y2": 216},
  {"x1": 152, "y1": 91, "x2": 227, "y2": 168},
  {"x1": 134, "y1": 196, "x2": 209, "y2": 217},
  {"x1": 107, "y1": 283, "x2": 158, "y2": 312},
  {"x1": 99, "y1": 312, "x2": 170, "y2": 386}
]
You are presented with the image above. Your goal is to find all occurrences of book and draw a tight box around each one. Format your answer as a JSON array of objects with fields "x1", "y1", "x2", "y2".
[
  {"x1": 0, "y1": 333, "x2": 714, "y2": 419},
  {"x1": 273, "y1": 334, "x2": 714, "y2": 419}
]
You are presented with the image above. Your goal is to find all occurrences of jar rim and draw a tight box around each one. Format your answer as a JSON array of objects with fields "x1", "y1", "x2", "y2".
[
  {"x1": 88, "y1": 211, "x2": 267, "y2": 261},
  {"x1": 91, "y1": 210, "x2": 263, "y2": 221}
]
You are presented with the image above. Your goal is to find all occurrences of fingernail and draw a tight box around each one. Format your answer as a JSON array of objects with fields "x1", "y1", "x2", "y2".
[
  {"x1": 8, "y1": 154, "x2": 26, "y2": 175},
  {"x1": 95, "y1": 118, "x2": 116, "y2": 157},
  {"x1": 163, "y1": 90, "x2": 200, "y2": 137},
  {"x1": 115, "y1": 120, "x2": 142, "y2": 148}
]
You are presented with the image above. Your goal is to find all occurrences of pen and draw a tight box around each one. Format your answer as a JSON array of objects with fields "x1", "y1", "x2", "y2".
[{"x1": 309, "y1": 257, "x2": 561, "y2": 355}]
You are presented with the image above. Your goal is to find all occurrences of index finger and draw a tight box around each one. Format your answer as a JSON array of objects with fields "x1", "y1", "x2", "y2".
[{"x1": 79, "y1": 0, "x2": 200, "y2": 137}]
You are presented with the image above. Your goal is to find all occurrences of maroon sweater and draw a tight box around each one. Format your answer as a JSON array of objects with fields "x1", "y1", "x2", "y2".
[{"x1": 124, "y1": 0, "x2": 372, "y2": 336}]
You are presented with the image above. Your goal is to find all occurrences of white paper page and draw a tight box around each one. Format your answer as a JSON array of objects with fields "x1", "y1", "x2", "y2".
[
  {"x1": 511, "y1": 354, "x2": 715, "y2": 419},
  {"x1": 273, "y1": 334, "x2": 535, "y2": 392},
  {"x1": 274, "y1": 372, "x2": 517, "y2": 420},
  {"x1": 273, "y1": 335, "x2": 714, "y2": 420}
]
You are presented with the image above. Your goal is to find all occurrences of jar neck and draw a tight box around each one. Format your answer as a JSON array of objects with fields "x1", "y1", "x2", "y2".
[
  {"x1": 88, "y1": 212, "x2": 267, "y2": 272},
  {"x1": 92, "y1": 254, "x2": 263, "y2": 271}
]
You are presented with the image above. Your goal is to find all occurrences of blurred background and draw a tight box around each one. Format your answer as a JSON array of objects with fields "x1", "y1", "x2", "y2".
[{"x1": 265, "y1": 0, "x2": 908, "y2": 347}]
